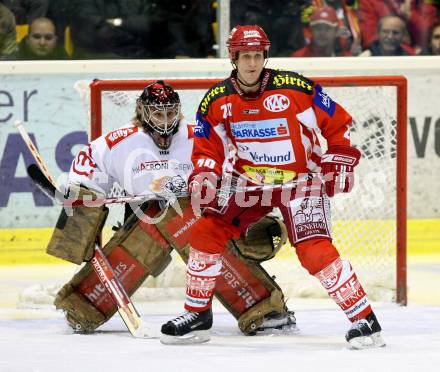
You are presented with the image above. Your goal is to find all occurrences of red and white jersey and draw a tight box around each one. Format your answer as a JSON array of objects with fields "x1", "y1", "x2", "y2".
[
  {"x1": 192, "y1": 68, "x2": 353, "y2": 185},
  {"x1": 67, "y1": 120, "x2": 194, "y2": 196}
]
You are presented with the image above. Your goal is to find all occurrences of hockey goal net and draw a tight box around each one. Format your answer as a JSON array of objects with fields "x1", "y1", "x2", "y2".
[{"x1": 76, "y1": 76, "x2": 407, "y2": 305}]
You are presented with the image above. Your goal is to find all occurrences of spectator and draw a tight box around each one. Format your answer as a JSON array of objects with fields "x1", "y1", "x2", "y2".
[
  {"x1": 292, "y1": 6, "x2": 352, "y2": 57},
  {"x1": 69, "y1": 0, "x2": 215, "y2": 59},
  {"x1": 69, "y1": 0, "x2": 154, "y2": 59},
  {"x1": 0, "y1": 2, "x2": 16, "y2": 59},
  {"x1": 231, "y1": 0, "x2": 305, "y2": 57},
  {"x1": 420, "y1": 21, "x2": 440, "y2": 54},
  {"x1": 154, "y1": 0, "x2": 215, "y2": 58},
  {"x1": 359, "y1": 0, "x2": 439, "y2": 51},
  {"x1": 428, "y1": 21, "x2": 440, "y2": 55},
  {"x1": 46, "y1": 0, "x2": 71, "y2": 48},
  {"x1": 8, "y1": 17, "x2": 69, "y2": 60},
  {"x1": 359, "y1": 15, "x2": 415, "y2": 56},
  {"x1": 1, "y1": 0, "x2": 48, "y2": 24},
  {"x1": 302, "y1": 0, "x2": 363, "y2": 55}
]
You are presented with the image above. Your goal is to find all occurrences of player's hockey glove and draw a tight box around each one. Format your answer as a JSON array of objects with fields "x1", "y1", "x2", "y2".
[
  {"x1": 320, "y1": 145, "x2": 361, "y2": 197},
  {"x1": 188, "y1": 168, "x2": 221, "y2": 209}
]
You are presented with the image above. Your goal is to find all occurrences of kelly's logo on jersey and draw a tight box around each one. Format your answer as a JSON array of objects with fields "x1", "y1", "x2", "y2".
[
  {"x1": 105, "y1": 127, "x2": 138, "y2": 149},
  {"x1": 231, "y1": 118, "x2": 290, "y2": 140},
  {"x1": 263, "y1": 94, "x2": 290, "y2": 112}
]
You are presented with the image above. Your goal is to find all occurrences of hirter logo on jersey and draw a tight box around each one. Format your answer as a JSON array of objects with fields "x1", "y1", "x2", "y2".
[
  {"x1": 263, "y1": 94, "x2": 290, "y2": 112},
  {"x1": 105, "y1": 127, "x2": 138, "y2": 149}
]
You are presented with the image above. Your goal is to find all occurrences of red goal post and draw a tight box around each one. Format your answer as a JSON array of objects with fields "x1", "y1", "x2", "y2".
[{"x1": 89, "y1": 76, "x2": 407, "y2": 305}]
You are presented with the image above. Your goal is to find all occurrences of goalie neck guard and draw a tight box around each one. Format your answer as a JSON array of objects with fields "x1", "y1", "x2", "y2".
[{"x1": 136, "y1": 80, "x2": 181, "y2": 149}]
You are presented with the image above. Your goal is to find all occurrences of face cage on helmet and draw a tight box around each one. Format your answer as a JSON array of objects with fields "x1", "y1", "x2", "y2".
[{"x1": 139, "y1": 102, "x2": 181, "y2": 135}]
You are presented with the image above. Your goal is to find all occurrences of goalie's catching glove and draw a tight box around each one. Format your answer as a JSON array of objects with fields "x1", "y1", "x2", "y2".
[
  {"x1": 320, "y1": 145, "x2": 361, "y2": 197},
  {"x1": 188, "y1": 168, "x2": 220, "y2": 208}
]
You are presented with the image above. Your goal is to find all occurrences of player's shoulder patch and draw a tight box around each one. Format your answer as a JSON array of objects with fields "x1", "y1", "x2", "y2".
[
  {"x1": 105, "y1": 126, "x2": 139, "y2": 149},
  {"x1": 268, "y1": 69, "x2": 314, "y2": 95},
  {"x1": 198, "y1": 80, "x2": 230, "y2": 115},
  {"x1": 313, "y1": 84, "x2": 336, "y2": 117}
]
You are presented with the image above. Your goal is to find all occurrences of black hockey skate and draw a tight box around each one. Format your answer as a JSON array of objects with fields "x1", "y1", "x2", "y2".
[
  {"x1": 252, "y1": 310, "x2": 298, "y2": 335},
  {"x1": 160, "y1": 308, "x2": 213, "y2": 345},
  {"x1": 345, "y1": 311, "x2": 386, "y2": 349}
]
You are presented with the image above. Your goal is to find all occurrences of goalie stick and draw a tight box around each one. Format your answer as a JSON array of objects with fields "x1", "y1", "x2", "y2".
[
  {"x1": 27, "y1": 161, "x2": 310, "y2": 208},
  {"x1": 15, "y1": 120, "x2": 152, "y2": 338},
  {"x1": 26, "y1": 163, "x2": 168, "y2": 206}
]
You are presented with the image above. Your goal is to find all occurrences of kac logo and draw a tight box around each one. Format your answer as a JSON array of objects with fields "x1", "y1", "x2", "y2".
[{"x1": 263, "y1": 94, "x2": 290, "y2": 112}]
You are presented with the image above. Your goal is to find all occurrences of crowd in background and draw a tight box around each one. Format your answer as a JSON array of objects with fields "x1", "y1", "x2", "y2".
[{"x1": 1, "y1": 0, "x2": 440, "y2": 61}]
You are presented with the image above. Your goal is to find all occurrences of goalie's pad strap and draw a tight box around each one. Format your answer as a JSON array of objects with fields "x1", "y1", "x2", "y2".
[
  {"x1": 237, "y1": 286, "x2": 286, "y2": 335},
  {"x1": 54, "y1": 202, "x2": 173, "y2": 333},
  {"x1": 46, "y1": 186, "x2": 108, "y2": 264}
]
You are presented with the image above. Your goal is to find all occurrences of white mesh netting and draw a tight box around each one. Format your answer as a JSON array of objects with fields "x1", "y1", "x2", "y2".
[{"x1": 72, "y1": 79, "x2": 399, "y2": 303}]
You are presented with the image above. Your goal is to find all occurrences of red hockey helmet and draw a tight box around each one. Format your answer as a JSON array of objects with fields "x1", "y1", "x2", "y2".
[
  {"x1": 227, "y1": 25, "x2": 271, "y2": 61},
  {"x1": 136, "y1": 80, "x2": 181, "y2": 149}
]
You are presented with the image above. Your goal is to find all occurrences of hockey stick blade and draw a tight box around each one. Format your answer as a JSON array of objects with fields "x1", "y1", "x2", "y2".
[
  {"x1": 27, "y1": 163, "x2": 57, "y2": 198},
  {"x1": 92, "y1": 245, "x2": 154, "y2": 338}
]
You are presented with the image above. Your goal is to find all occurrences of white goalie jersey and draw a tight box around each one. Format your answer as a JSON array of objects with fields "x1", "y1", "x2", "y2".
[{"x1": 66, "y1": 120, "x2": 194, "y2": 197}]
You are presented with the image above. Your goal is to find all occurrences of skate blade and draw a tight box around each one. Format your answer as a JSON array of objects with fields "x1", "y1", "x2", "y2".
[
  {"x1": 160, "y1": 330, "x2": 210, "y2": 345},
  {"x1": 348, "y1": 332, "x2": 386, "y2": 350}
]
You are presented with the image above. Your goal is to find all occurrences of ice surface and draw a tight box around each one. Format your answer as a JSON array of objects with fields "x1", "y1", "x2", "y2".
[
  {"x1": 1, "y1": 260, "x2": 439, "y2": 372},
  {"x1": 1, "y1": 299, "x2": 440, "y2": 372}
]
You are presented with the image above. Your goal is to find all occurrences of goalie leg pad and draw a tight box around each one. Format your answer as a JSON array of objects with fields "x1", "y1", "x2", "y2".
[
  {"x1": 55, "y1": 287, "x2": 106, "y2": 333},
  {"x1": 46, "y1": 186, "x2": 109, "y2": 264},
  {"x1": 55, "y1": 202, "x2": 174, "y2": 332}
]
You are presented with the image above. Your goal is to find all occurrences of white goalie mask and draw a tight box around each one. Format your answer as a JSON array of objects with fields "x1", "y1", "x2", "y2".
[{"x1": 136, "y1": 80, "x2": 181, "y2": 149}]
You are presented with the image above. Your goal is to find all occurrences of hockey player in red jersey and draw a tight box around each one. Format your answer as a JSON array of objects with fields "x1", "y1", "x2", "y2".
[{"x1": 161, "y1": 25, "x2": 385, "y2": 349}]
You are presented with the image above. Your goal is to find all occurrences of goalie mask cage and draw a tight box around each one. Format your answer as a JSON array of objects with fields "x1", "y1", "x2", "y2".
[{"x1": 84, "y1": 76, "x2": 407, "y2": 306}]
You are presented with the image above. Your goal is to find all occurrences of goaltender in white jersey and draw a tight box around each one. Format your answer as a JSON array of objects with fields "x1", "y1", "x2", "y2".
[{"x1": 67, "y1": 84, "x2": 193, "y2": 200}]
